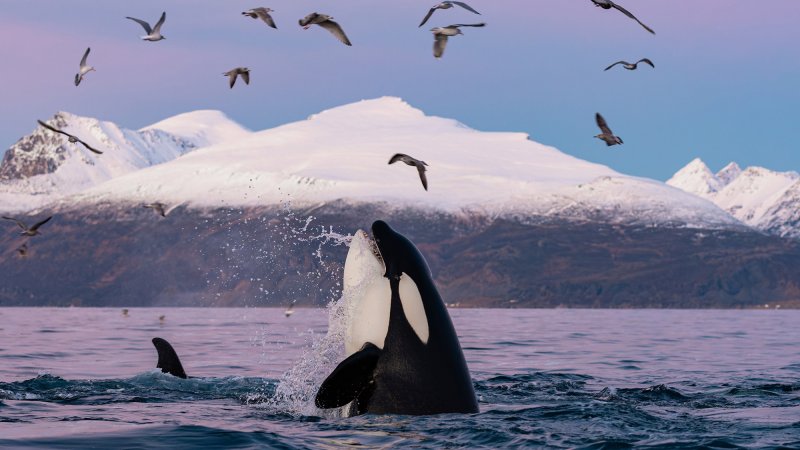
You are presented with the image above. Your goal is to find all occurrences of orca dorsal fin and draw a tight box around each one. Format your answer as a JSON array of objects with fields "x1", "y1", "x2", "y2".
[
  {"x1": 152, "y1": 337, "x2": 188, "y2": 379},
  {"x1": 315, "y1": 342, "x2": 381, "y2": 409}
]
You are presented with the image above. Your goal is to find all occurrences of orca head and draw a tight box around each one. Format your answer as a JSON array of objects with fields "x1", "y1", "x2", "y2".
[{"x1": 371, "y1": 220, "x2": 431, "y2": 283}]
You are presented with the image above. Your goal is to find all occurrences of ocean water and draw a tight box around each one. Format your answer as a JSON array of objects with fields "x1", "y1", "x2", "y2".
[{"x1": 0, "y1": 307, "x2": 798, "y2": 449}]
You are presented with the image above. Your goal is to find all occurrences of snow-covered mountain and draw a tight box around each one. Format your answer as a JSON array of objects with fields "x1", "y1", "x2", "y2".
[
  {"x1": 47, "y1": 97, "x2": 735, "y2": 229},
  {"x1": 0, "y1": 110, "x2": 250, "y2": 213},
  {"x1": 1, "y1": 98, "x2": 740, "y2": 229},
  {"x1": 668, "y1": 158, "x2": 800, "y2": 238}
]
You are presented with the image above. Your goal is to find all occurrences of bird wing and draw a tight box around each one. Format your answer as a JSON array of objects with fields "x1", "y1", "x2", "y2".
[
  {"x1": 80, "y1": 47, "x2": 91, "y2": 66},
  {"x1": 603, "y1": 61, "x2": 626, "y2": 71},
  {"x1": 418, "y1": 7, "x2": 437, "y2": 27},
  {"x1": 451, "y1": 22, "x2": 485, "y2": 27},
  {"x1": 596, "y1": 113, "x2": 613, "y2": 135},
  {"x1": 318, "y1": 20, "x2": 352, "y2": 46},
  {"x1": 126, "y1": 16, "x2": 153, "y2": 34},
  {"x1": 29, "y1": 216, "x2": 52, "y2": 232},
  {"x1": 241, "y1": 70, "x2": 250, "y2": 85},
  {"x1": 256, "y1": 9, "x2": 277, "y2": 28},
  {"x1": 228, "y1": 72, "x2": 238, "y2": 88},
  {"x1": 388, "y1": 153, "x2": 408, "y2": 165},
  {"x1": 451, "y1": 1, "x2": 481, "y2": 15},
  {"x1": 76, "y1": 139, "x2": 103, "y2": 155},
  {"x1": 638, "y1": 58, "x2": 655, "y2": 68},
  {"x1": 433, "y1": 34, "x2": 448, "y2": 58},
  {"x1": 153, "y1": 12, "x2": 166, "y2": 33},
  {"x1": 2, "y1": 216, "x2": 27, "y2": 230},
  {"x1": 37, "y1": 120, "x2": 73, "y2": 139},
  {"x1": 416, "y1": 164, "x2": 428, "y2": 191},
  {"x1": 609, "y1": 2, "x2": 655, "y2": 34},
  {"x1": 75, "y1": 73, "x2": 82, "y2": 86}
]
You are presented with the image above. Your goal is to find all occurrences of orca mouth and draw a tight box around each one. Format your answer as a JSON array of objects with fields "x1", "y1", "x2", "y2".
[{"x1": 365, "y1": 233, "x2": 384, "y2": 267}]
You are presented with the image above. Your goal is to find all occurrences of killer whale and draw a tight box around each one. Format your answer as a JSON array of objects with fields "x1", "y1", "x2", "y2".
[
  {"x1": 152, "y1": 337, "x2": 188, "y2": 379},
  {"x1": 315, "y1": 220, "x2": 478, "y2": 415}
]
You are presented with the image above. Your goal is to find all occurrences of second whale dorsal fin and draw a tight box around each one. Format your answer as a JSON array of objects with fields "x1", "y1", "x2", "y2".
[
  {"x1": 315, "y1": 342, "x2": 381, "y2": 410},
  {"x1": 152, "y1": 337, "x2": 188, "y2": 379}
]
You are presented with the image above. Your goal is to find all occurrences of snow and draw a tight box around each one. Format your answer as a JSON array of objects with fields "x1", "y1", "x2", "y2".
[
  {"x1": 668, "y1": 159, "x2": 800, "y2": 237},
  {"x1": 0, "y1": 110, "x2": 250, "y2": 213},
  {"x1": 55, "y1": 97, "x2": 739, "y2": 229},
  {"x1": 665, "y1": 158, "x2": 721, "y2": 196}
]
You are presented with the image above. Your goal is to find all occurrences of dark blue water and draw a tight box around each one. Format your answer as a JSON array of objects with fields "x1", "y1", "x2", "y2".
[{"x1": 0, "y1": 308, "x2": 798, "y2": 449}]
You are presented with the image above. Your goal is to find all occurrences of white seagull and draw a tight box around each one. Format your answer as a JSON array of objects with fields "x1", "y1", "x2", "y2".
[
  {"x1": 430, "y1": 23, "x2": 485, "y2": 59},
  {"x1": 242, "y1": 7, "x2": 277, "y2": 29},
  {"x1": 126, "y1": 12, "x2": 167, "y2": 41},
  {"x1": 299, "y1": 13, "x2": 351, "y2": 46},
  {"x1": 419, "y1": 2, "x2": 481, "y2": 28},
  {"x1": 223, "y1": 67, "x2": 250, "y2": 88},
  {"x1": 74, "y1": 47, "x2": 95, "y2": 87},
  {"x1": 389, "y1": 153, "x2": 429, "y2": 191},
  {"x1": 37, "y1": 120, "x2": 103, "y2": 154},
  {"x1": 604, "y1": 58, "x2": 655, "y2": 71},
  {"x1": 590, "y1": 0, "x2": 655, "y2": 35}
]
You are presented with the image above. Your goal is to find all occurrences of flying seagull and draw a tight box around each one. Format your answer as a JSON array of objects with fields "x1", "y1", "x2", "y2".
[
  {"x1": 126, "y1": 12, "x2": 167, "y2": 41},
  {"x1": 419, "y1": 1, "x2": 481, "y2": 28},
  {"x1": 590, "y1": 0, "x2": 654, "y2": 35},
  {"x1": 430, "y1": 23, "x2": 485, "y2": 58},
  {"x1": 388, "y1": 153, "x2": 429, "y2": 191},
  {"x1": 594, "y1": 113, "x2": 623, "y2": 146},
  {"x1": 74, "y1": 47, "x2": 95, "y2": 87},
  {"x1": 223, "y1": 67, "x2": 250, "y2": 88},
  {"x1": 16, "y1": 243, "x2": 28, "y2": 257},
  {"x1": 3, "y1": 216, "x2": 53, "y2": 237},
  {"x1": 299, "y1": 13, "x2": 351, "y2": 46},
  {"x1": 37, "y1": 120, "x2": 103, "y2": 154},
  {"x1": 143, "y1": 202, "x2": 168, "y2": 217},
  {"x1": 604, "y1": 58, "x2": 654, "y2": 71},
  {"x1": 242, "y1": 7, "x2": 277, "y2": 29}
]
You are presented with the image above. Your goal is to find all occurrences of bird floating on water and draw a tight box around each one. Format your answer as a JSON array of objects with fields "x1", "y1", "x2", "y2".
[
  {"x1": 37, "y1": 120, "x2": 103, "y2": 155},
  {"x1": 285, "y1": 300, "x2": 296, "y2": 318},
  {"x1": 430, "y1": 23, "x2": 485, "y2": 59},
  {"x1": 594, "y1": 113, "x2": 623, "y2": 147},
  {"x1": 419, "y1": 2, "x2": 481, "y2": 28},
  {"x1": 604, "y1": 58, "x2": 654, "y2": 71},
  {"x1": 590, "y1": 0, "x2": 654, "y2": 35},
  {"x1": 143, "y1": 202, "x2": 168, "y2": 217},
  {"x1": 388, "y1": 153, "x2": 429, "y2": 191},
  {"x1": 3, "y1": 216, "x2": 53, "y2": 237},
  {"x1": 122, "y1": 309, "x2": 129, "y2": 317},
  {"x1": 74, "y1": 47, "x2": 95, "y2": 87},
  {"x1": 242, "y1": 7, "x2": 277, "y2": 29},
  {"x1": 126, "y1": 12, "x2": 167, "y2": 41},
  {"x1": 299, "y1": 13, "x2": 351, "y2": 46},
  {"x1": 223, "y1": 67, "x2": 251, "y2": 89}
]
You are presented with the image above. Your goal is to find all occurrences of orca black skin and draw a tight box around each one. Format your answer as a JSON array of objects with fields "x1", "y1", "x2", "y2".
[
  {"x1": 315, "y1": 220, "x2": 478, "y2": 415},
  {"x1": 152, "y1": 337, "x2": 188, "y2": 379}
]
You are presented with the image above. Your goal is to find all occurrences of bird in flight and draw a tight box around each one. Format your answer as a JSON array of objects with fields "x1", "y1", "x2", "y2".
[
  {"x1": 3, "y1": 216, "x2": 53, "y2": 237},
  {"x1": 430, "y1": 23, "x2": 485, "y2": 58},
  {"x1": 74, "y1": 47, "x2": 95, "y2": 87},
  {"x1": 126, "y1": 12, "x2": 167, "y2": 41},
  {"x1": 604, "y1": 58, "x2": 654, "y2": 71},
  {"x1": 419, "y1": 2, "x2": 481, "y2": 28},
  {"x1": 37, "y1": 120, "x2": 103, "y2": 154},
  {"x1": 590, "y1": 0, "x2": 654, "y2": 34},
  {"x1": 299, "y1": 13, "x2": 351, "y2": 46},
  {"x1": 389, "y1": 153, "x2": 429, "y2": 191},
  {"x1": 223, "y1": 67, "x2": 251, "y2": 89},
  {"x1": 242, "y1": 7, "x2": 277, "y2": 29},
  {"x1": 594, "y1": 113, "x2": 623, "y2": 147}
]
